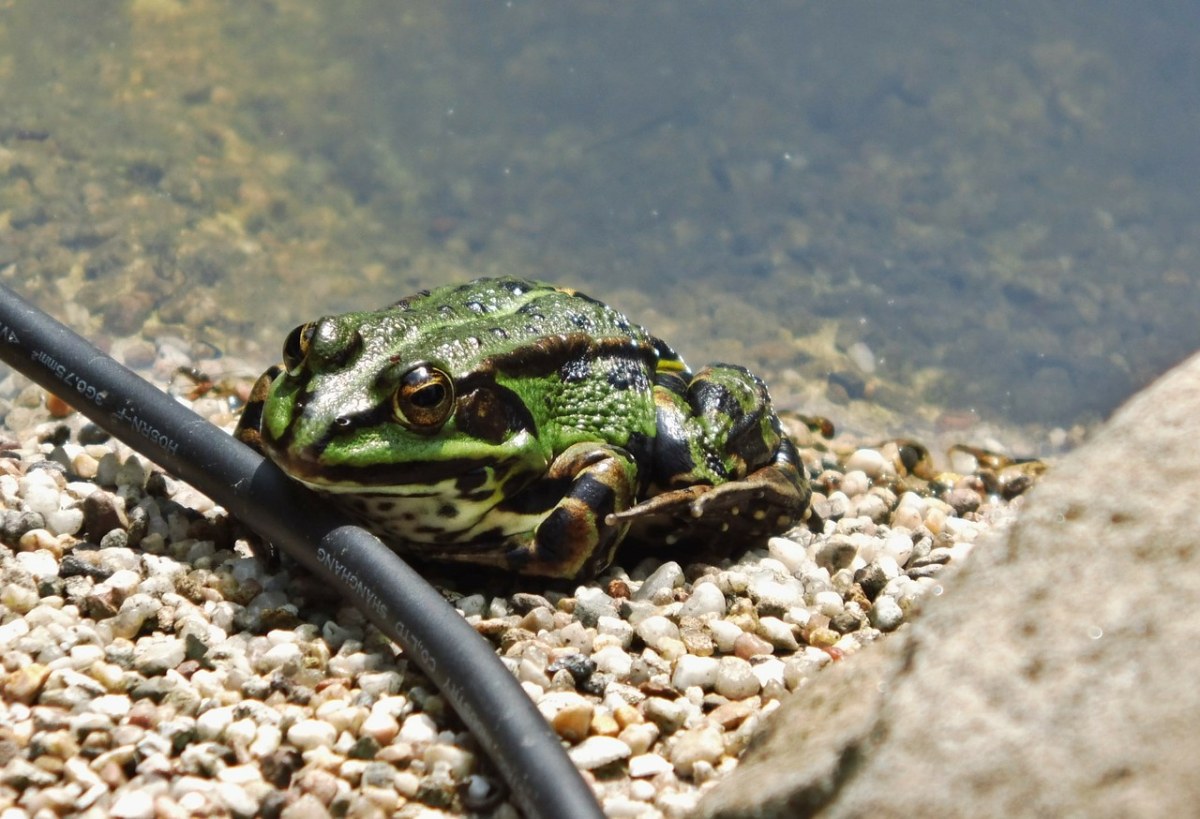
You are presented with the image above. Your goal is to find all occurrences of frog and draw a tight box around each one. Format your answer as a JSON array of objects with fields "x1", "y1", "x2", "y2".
[{"x1": 235, "y1": 277, "x2": 809, "y2": 579}]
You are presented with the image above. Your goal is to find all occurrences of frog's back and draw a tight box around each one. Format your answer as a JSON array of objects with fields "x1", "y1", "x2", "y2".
[
  {"x1": 385, "y1": 277, "x2": 651, "y2": 355},
  {"x1": 436, "y1": 279, "x2": 668, "y2": 444}
]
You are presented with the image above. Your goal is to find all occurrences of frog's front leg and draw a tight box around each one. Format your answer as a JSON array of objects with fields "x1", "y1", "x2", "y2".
[{"x1": 504, "y1": 442, "x2": 639, "y2": 579}]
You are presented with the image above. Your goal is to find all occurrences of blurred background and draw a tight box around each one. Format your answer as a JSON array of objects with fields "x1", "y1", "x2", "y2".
[{"x1": 2, "y1": 0, "x2": 1197, "y2": 454}]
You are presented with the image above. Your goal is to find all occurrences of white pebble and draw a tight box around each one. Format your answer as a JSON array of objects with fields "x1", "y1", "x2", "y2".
[
  {"x1": 0, "y1": 618, "x2": 30, "y2": 649},
  {"x1": 880, "y1": 531, "x2": 914, "y2": 567},
  {"x1": 45, "y1": 507, "x2": 84, "y2": 536},
  {"x1": 596, "y1": 616, "x2": 635, "y2": 648},
  {"x1": 715, "y1": 656, "x2": 761, "y2": 700},
  {"x1": 707, "y1": 619, "x2": 743, "y2": 653},
  {"x1": 628, "y1": 752, "x2": 674, "y2": 778},
  {"x1": 197, "y1": 706, "x2": 237, "y2": 741},
  {"x1": 747, "y1": 574, "x2": 803, "y2": 609},
  {"x1": 840, "y1": 470, "x2": 871, "y2": 498},
  {"x1": 89, "y1": 694, "x2": 132, "y2": 719},
  {"x1": 870, "y1": 596, "x2": 905, "y2": 632},
  {"x1": 225, "y1": 719, "x2": 258, "y2": 751},
  {"x1": 757, "y1": 617, "x2": 800, "y2": 650},
  {"x1": 848, "y1": 341, "x2": 876, "y2": 373},
  {"x1": 398, "y1": 713, "x2": 439, "y2": 744},
  {"x1": 249, "y1": 724, "x2": 282, "y2": 758},
  {"x1": 844, "y1": 448, "x2": 887, "y2": 478},
  {"x1": 22, "y1": 486, "x2": 61, "y2": 517},
  {"x1": 813, "y1": 590, "x2": 845, "y2": 617},
  {"x1": 286, "y1": 719, "x2": 337, "y2": 751},
  {"x1": 679, "y1": 582, "x2": 727, "y2": 617},
  {"x1": 425, "y1": 743, "x2": 476, "y2": 779},
  {"x1": 749, "y1": 657, "x2": 787, "y2": 689},
  {"x1": 767, "y1": 536, "x2": 810, "y2": 574},
  {"x1": 16, "y1": 549, "x2": 59, "y2": 579},
  {"x1": 635, "y1": 615, "x2": 680, "y2": 651},
  {"x1": 671, "y1": 655, "x2": 720, "y2": 691},
  {"x1": 361, "y1": 711, "x2": 400, "y2": 744},
  {"x1": 259, "y1": 642, "x2": 303, "y2": 672},
  {"x1": 110, "y1": 788, "x2": 155, "y2": 819},
  {"x1": 568, "y1": 736, "x2": 631, "y2": 770},
  {"x1": 618, "y1": 722, "x2": 660, "y2": 756}
]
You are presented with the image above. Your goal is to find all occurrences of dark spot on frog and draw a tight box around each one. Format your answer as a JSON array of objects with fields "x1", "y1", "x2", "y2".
[
  {"x1": 457, "y1": 385, "x2": 534, "y2": 444},
  {"x1": 606, "y1": 358, "x2": 648, "y2": 392},
  {"x1": 437, "y1": 503, "x2": 458, "y2": 519},
  {"x1": 455, "y1": 468, "x2": 491, "y2": 495},
  {"x1": 501, "y1": 478, "x2": 571, "y2": 516},
  {"x1": 559, "y1": 358, "x2": 591, "y2": 383},
  {"x1": 567, "y1": 311, "x2": 594, "y2": 331}
]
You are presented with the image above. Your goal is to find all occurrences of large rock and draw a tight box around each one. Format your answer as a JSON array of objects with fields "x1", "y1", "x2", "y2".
[{"x1": 699, "y1": 351, "x2": 1200, "y2": 818}]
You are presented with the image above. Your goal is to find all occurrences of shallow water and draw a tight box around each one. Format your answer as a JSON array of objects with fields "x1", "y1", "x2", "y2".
[{"x1": 2, "y1": 1, "x2": 1197, "y2": 452}]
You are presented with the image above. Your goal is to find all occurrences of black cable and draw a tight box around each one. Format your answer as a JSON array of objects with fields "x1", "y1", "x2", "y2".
[{"x1": 0, "y1": 283, "x2": 604, "y2": 819}]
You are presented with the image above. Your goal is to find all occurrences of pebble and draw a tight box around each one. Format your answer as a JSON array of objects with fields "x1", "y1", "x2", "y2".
[
  {"x1": 679, "y1": 582, "x2": 727, "y2": 617},
  {"x1": 633, "y1": 561, "x2": 684, "y2": 602},
  {"x1": 843, "y1": 448, "x2": 888, "y2": 478},
  {"x1": 757, "y1": 617, "x2": 800, "y2": 651},
  {"x1": 0, "y1": 391, "x2": 1023, "y2": 817},
  {"x1": 110, "y1": 789, "x2": 156, "y2": 819},
  {"x1": 715, "y1": 656, "x2": 761, "y2": 700},
  {"x1": 287, "y1": 719, "x2": 337, "y2": 751},
  {"x1": 15, "y1": 548, "x2": 59, "y2": 579},
  {"x1": 708, "y1": 619, "x2": 744, "y2": 653},
  {"x1": 870, "y1": 595, "x2": 906, "y2": 632},
  {"x1": 635, "y1": 615, "x2": 681, "y2": 652},
  {"x1": 568, "y1": 735, "x2": 631, "y2": 770},
  {"x1": 669, "y1": 725, "x2": 726, "y2": 778},
  {"x1": 628, "y1": 752, "x2": 674, "y2": 778},
  {"x1": 671, "y1": 655, "x2": 720, "y2": 691}
]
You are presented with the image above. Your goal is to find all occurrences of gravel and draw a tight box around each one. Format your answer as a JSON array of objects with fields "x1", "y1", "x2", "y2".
[{"x1": 0, "y1": 370, "x2": 1031, "y2": 817}]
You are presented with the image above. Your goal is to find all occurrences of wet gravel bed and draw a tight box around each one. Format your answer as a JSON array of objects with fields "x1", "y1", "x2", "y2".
[{"x1": 0, "y1": 372, "x2": 1029, "y2": 818}]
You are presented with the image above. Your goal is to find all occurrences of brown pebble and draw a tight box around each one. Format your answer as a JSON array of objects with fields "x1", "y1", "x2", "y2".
[
  {"x1": 82, "y1": 491, "x2": 128, "y2": 542},
  {"x1": 589, "y1": 709, "x2": 621, "y2": 738},
  {"x1": 127, "y1": 699, "x2": 162, "y2": 728},
  {"x1": 45, "y1": 392, "x2": 75, "y2": 418},
  {"x1": 552, "y1": 703, "x2": 595, "y2": 743},
  {"x1": 680, "y1": 619, "x2": 715, "y2": 657},
  {"x1": 612, "y1": 704, "x2": 642, "y2": 729},
  {"x1": 708, "y1": 698, "x2": 761, "y2": 730},
  {"x1": 806, "y1": 627, "x2": 841, "y2": 648},
  {"x1": 2, "y1": 663, "x2": 51, "y2": 704},
  {"x1": 607, "y1": 578, "x2": 632, "y2": 599}
]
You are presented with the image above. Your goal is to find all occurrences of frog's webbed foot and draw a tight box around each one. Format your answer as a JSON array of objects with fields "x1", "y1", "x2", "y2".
[{"x1": 612, "y1": 438, "x2": 810, "y2": 547}]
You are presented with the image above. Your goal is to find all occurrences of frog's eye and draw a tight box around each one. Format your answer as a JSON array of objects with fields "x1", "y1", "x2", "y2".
[
  {"x1": 394, "y1": 366, "x2": 455, "y2": 430},
  {"x1": 282, "y1": 322, "x2": 317, "y2": 374}
]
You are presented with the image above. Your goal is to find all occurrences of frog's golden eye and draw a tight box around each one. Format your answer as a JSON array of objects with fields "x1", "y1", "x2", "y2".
[
  {"x1": 394, "y1": 365, "x2": 454, "y2": 430},
  {"x1": 282, "y1": 322, "x2": 317, "y2": 374}
]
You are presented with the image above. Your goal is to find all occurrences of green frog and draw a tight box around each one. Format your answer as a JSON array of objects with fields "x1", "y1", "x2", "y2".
[{"x1": 235, "y1": 277, "x2": 809, "y2": 579}]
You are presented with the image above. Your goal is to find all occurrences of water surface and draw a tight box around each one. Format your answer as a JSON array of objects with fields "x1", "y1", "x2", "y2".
[{"x1": 2, "y1": 1, "x2": 1197, "y2": 453}]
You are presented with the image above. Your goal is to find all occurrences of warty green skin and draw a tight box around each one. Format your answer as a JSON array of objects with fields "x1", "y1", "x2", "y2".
[{"x1": 236, "y1": 277, "x2": 810, "y2": 579}]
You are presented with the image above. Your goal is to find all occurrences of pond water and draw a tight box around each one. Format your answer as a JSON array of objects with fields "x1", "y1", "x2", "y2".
[{"x1": 2, "y1": 1, "x2": 1197, "y2": 456}]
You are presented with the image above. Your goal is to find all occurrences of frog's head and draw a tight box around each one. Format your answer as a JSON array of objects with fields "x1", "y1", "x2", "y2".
[{"x1": 257, "y1": 310, "x2": 545, "y2": 496}]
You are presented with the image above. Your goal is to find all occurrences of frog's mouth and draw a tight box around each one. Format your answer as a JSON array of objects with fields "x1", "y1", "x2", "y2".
[{"x1": 265, "y1": 440, "x2": 502, "y2": 493}]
